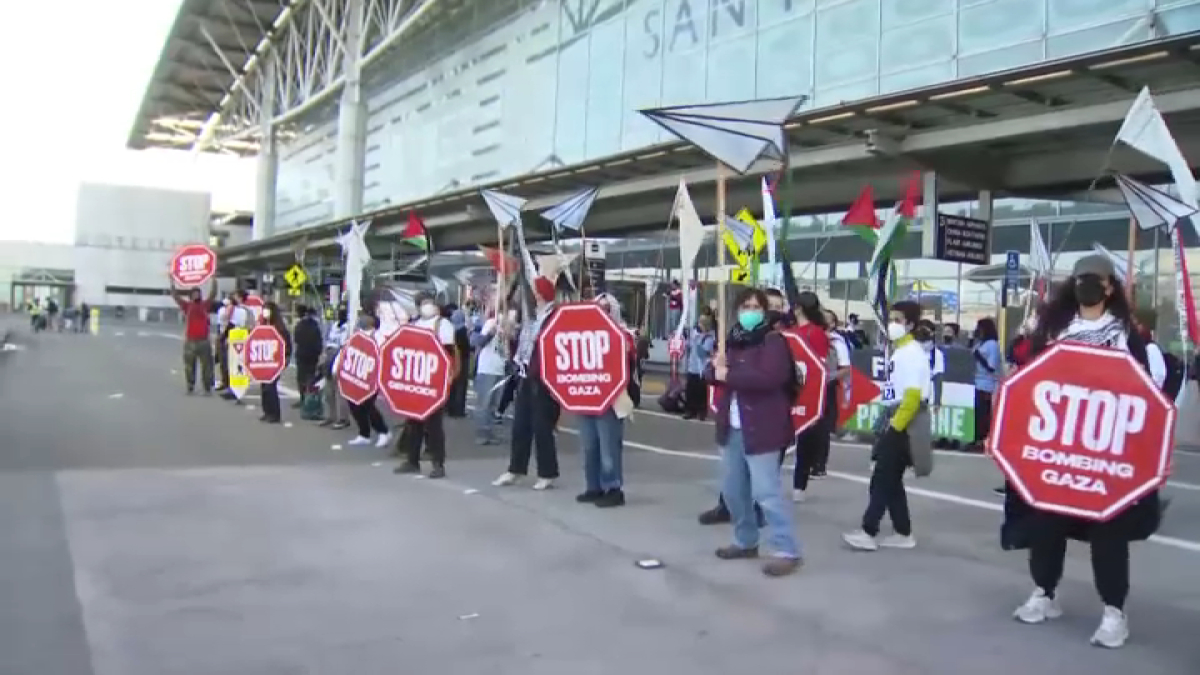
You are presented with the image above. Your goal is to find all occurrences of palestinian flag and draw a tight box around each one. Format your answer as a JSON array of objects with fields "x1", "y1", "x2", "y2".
[
  {"x1": 867, "y1": 172, "x2": 921, "y2": 323},
  {"x1": 842, "y1": 185, "x2": 881, "y2": 243},
  {"x1": 401, "y1": 211, "x2": 430, "y2": 251}
]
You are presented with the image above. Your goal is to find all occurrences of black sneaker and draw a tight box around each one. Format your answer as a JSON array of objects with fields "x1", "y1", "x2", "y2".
[
  {"x1": 992, "y1": 485, "x2": 1006, "y2": 496},
  {"x1": 186, "y1": 387, "x2": 195, "y2": 395},
  {"x1": 576, "y1": 490, "x2": 604, "y2": 503},
  {"x1": 331, "y1": 420, "x2": 351, "y2": 430},
  {"x1": 428, "y1": 465, "x2": 446, "y2": 479},
  {"x1": 317, "y1": 419, "x2": 333, "y2": 427},
  {"x1": 698, "y1": 505, "x2": 731, "y2": 525},
  {"x1": 595, "y1": 489, "x2": 625, "y2": 508},
  {"x1": 393, "y1": 462, "x2": 420, "y2": 475}
]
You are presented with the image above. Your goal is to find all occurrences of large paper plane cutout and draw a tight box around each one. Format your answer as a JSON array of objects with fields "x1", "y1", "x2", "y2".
[
  {"x1": 638, "y1": 96, "x2": 808, "y2": 174},
  {"x1": 1113, "y1": 173, "x2": 1199, "y2": 232},
  {"x1": 541, "y1": 187, "x2": 598, "y2": 233},
  {"x1": 481, "y1": 189, "x2": 527, "y2": 229}
]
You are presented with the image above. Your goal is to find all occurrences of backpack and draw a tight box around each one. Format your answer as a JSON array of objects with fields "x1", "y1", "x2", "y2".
[{"x1": 1161, "y1": 349, "x2": 1185, "y2": 399}]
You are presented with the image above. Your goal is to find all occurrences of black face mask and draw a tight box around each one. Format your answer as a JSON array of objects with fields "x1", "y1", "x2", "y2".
[
  {"x1": 1075, "y1": 277, "x2": 1108, "y2": 308},
  {"x1": 767, "y1": 309, "x2": 794, "y2": 328},
  {"x1": 942, "y1": 336, "x2": 953, "y2": 344}
]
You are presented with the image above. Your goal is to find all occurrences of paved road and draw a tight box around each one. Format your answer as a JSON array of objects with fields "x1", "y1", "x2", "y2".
[{"x1": 2, "y1": 320, "x2": 1198, "y2": 674}]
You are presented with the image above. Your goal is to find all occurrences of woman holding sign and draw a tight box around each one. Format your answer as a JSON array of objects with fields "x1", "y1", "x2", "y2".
[
  {"x1": 1006, "y1": 255, "x2": 1157, "y2": 649},
  {"x1": 707, "y1": 288, "x2": 802, "y2": 577},
  {"x1": 788, "y1": 292, "x2": 831, "y2": 503},
  {"x1": 258, "y1": 302, "x2": 292, "y2": 424}
]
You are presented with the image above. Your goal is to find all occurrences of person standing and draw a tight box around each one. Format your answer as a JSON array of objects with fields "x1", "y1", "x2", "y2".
[
  {"x1": 788, "y1": 292, "x2": 832, "y2": 503},
  {"x1": 493, "y1": 276, "x2": 561, "y2": 491},
  {"x1": 258, "y1": 302, "x2": 292, "y2": 424},
  {"x1": 319, "y1": 307, "x2": 352, "y2": 429},
  {"x1": 445, "y1": 304, "x2": 471, "y2": 418},
  {"x1": 665, "y1": 279, "x2": 683, "y2": 339},
  {"x1": 683, "y1": 315, "x2": 715, "y2": 420},
  {"x1": 291, "y1": 305, "x2": 324, "y2": 410},
  {"x1": 843, "y1": 300, "x2": 933, "y2": 552},
  {"x1": 169, "y1": 275, "x2": 218, "y2": 395},
  {"x1": 343, "y1": 313, "x2": 392, "y2": 446},
  {"x1": 394, "y1": 294, "x2": 456, "y2": 478},
  {"x1": 969, "y1": 318, "x2": 1000, "y2": 453},
  {"x1": 219, "y1": 291, "x2": 251, "y2": 401},
  {"x1": 471, "y1": 309, "x2": 509, "y2": 445},
  {"x1": 814, "y1": 309, "x2": 852, "y2": 477},
  {"x1": 79, "y1": 301, "x2": 91, "y2": 334}
]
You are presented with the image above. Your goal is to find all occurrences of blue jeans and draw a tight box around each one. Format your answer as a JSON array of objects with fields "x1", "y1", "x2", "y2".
[
  {"x1": 577, "y1": 409, "x2": 624, "y2": 491},
  {"x1": 720, "y1": 429, "x2": 800, "y2": 558},
  {"x1": 473, "y1": 372, "x2": 503, "y2": 441}
]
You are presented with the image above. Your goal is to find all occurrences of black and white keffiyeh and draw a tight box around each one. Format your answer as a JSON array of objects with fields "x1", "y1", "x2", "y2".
[
  {"x1": 514, "y1": 303, "x2": 555, "y2": 376},
  {"x1": 1055, "y1": 312, "x2": 1129, "y2": 350}
]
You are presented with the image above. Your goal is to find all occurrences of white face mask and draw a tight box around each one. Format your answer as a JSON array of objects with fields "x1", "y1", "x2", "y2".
[
  {"x1": 419, "y1": 303, "x2": 438, "y2": 319},
  {"x1": 886, "y1": 322, "x2": 907, "y2": 341},
  {"x1": 920, "y1": 341, "x2": 933, "y2": 353},
  {"x1": 262, "y1": 309, "x2": 272, "y2": 320},
  {"x1": 506, "y1": 309, "x2": 518, "y2": 322}
]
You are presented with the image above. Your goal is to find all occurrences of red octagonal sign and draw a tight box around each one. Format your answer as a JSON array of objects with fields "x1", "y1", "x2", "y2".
[
  {"x1": 337, "y1": 332, "x2": 380, "y2": 405},
  {"x1": 378, "y1": 325, "x2": 453, "y2": 420},
  {"x1": 245, "y1": 325, "x2": 287, "y2": 383},
  {"x1": 988, "y1": 342, "x2": 1175, "y2": 521},
  {"x1": 539, "y1": 303, "x2": 630, "y2": 414},
  {"x1": 781, "y1": 329, "x2": 829, "y2": 434},
  {"x1": 170, "y1": 244, "x2": 217, "y2": 287}
]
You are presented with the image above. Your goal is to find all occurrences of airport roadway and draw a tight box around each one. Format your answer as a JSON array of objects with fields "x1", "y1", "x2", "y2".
[{"x1": 2, "y1": 318, "x2": 1199, "y2": 675}]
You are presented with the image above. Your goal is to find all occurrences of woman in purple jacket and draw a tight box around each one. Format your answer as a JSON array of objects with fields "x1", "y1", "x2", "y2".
[{"x1": 708, "y1": 288, "x2": 802, "y2": 577}]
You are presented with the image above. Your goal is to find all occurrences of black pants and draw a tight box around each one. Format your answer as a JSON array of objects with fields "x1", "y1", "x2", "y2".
[
  {"x1": 1029, "y1": 516, "x2": 1130, "y2": 609},
  {"x1": 812, "y1": 381, "x2": 839, "y2": 473},
  {"x1": 404, "y1": 409, "x2": 446, "y2": 467},
  {"x1": 974, "y1": 389, "x2": 993, "y2": 443},
  {"x1": 497, "y1": 374, "x2": 519, "y2": 416},
  {"x1": 296, "y1": 358, "x2": 318, "y2": 400},
  {"x1": 348, "y1": 395, "x2": 388, "y2": 438},
  {"x1": 217, "y1": 335, "x2": 230, "y2": 388},
  {"x1": 861, "y1": 429, "x2": 912, "y2": 537},
  {"x1": 447, "y1": 366, "x2": 469, "y2": 418},
  {"x1": 508, "y1": 377, "x2": 559, "y2": 479},
  {"x1": 261, "y1": 381, "x2": 281, "y2": 421},
  {"x1": 684, "y1": 373, "x2": 707, "y2": 419}
]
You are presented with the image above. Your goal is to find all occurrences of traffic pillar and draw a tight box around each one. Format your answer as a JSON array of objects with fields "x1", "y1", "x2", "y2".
[
  {"x1": 333, "y1": 0, "x2": 366, "y2": 220},
  {"x1": 254, "y1": 58, "x2": 278, "y2": 241}
]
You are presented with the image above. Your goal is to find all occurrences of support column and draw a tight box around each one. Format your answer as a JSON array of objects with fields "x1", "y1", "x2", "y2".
[
  {"x1": 333, "y1": 0, "x2": 367, "y2": 220},
  {"x1": 254, "y1": 58, "x2": 278, "y2": 240},
  {"x1": 920, "y1": 170, "x2": 939, "y2": 258}
]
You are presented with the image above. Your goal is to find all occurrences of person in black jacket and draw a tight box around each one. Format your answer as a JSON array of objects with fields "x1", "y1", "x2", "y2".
[
  {"x1": 444, "y1": 303, "x2": 471, "y2": 417},
  {"x1": 291, "y1": 305, "x2": 324, "y2": 409},
  {"x1": 259, "y1": 302, "x2": 293, "y2": 424}
]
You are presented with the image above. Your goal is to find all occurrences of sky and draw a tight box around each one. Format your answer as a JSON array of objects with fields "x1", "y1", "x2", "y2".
[{"x1": 0, "y1": 0, "x2": 254, "y2": 244}]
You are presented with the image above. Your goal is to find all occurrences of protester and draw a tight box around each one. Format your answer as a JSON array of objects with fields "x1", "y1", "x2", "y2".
[
  {"x1": 445, "y1": 303, "x2": 471, "y2": 418},
  {"x1": 969, "y1": 317, "x2": 1000, "y2": 453},
  {"x1": 344, "y1": 313, "x2": 392, "y2": 447},
  {"x1": 292, "y1": 305, "x2": 324, "y2": 410},
  {"x1": 495, "y1": 309, "x2": 521, "y2": 421},
  {"x1": 394, "y1": 294, "x2": 457, "y2": 478},
  {"x1": 817, "y1": 308, "x2": 852, "y2": 477},
  {"x1": 707, "y1": 287, "x2": 802, "y2": 577},
  {"x1": 319, "y1": 307, "x2": 352, "y2": 430},
  {"x1": 471, "y1": 308, "x2": 509, "y2": 445},
  {"x1": 575, "y1": 293, "x2": 637, "y2": 508},
  {"x1": 1006, "y1": 255, "x2": 1157, "y2": 649},
  {"x1": 666, "y1": 279, "x2": 683, "y2": 338},
  {"x1": 918, "y1": 319, "x2": 949, "y2": 448},
  {"x1": 843, "y1": 300, "x2": 932, "y2": 552},
  {"x1": 683, "y1": 314, "x2": 715, "y2": 421},
  {"x1": 169, "y1": 275, "x2": 217, "y2": 395},
  {"x1": 787, "y1": 291, "x2": 832, "y2": 502},
  {"x1": 493, "y1": 275, "x2": 561, "y2": 490},
  {"x1": 258, "y1": 301, "x2": 292, "y2": 424}
]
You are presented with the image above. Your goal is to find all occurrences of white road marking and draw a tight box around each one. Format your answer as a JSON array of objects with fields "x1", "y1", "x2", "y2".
[{"x1": 107, "y1": 392, "x2": 124, "y2": 399}]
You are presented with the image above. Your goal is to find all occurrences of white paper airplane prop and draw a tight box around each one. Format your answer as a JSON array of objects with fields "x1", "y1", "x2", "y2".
[
  {"x1": 481, "y1": 189, "x2": 527, "y2": 230},
  {"x1": 638, "y1": 96, "x2": 808, "y2": 174},
  {"x1": 1113, "y1": 173, "x2": 1199, "y2": 232},
  {"x1": 541, "y1": 187, "x2": 598, "y2": 233}
]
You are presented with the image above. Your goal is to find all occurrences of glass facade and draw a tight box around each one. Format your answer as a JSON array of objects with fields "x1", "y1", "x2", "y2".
[{"x1": 272, "y1": 0, "x2": 1200, "y2": 231}]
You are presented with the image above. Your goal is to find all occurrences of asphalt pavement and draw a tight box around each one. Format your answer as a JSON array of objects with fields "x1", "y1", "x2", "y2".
[{"x1": 2, "y1": 317, "x2": 1199, "y2": 675}]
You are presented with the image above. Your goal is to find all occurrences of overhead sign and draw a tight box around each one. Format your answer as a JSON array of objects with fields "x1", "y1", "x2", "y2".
[
  {"x1": 242, "y1": 295, "x2": 264, "y2": 323},
  {"x1": 170, "y1": 244, "x2": 217, "y2": 287},
  {"x1": 988, "y1": 342, "x2": 1175, "y2": 521},
  {"x1": 245, "y1": 325, "x2": 288, "y2": 383},
  {"x1": 781, "y1": 330, "x2": 829, "y2": 434},
  {"x1": 539, "y1": 303, "x2": 630, "y2": 413},
  {"x1": 284, "y1": 265, "x2": 307, "y2": 297},
  {"x1": 337, "y1": 332, "x2": 380, "y2": 405},
  {"x1": 226, "y1": 327, "x2": 250, "y2": 398},
  {"x1": 378, "y1": 325, "x2": 453, "y2": 420},
  {"x1": 935, "y1": 213, "x2": 991, "y2": 265}
]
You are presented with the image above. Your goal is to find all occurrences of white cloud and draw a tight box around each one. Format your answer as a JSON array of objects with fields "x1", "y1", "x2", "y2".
[{"x1": 0, "y1": 0, "x2": 253, "y2": 244}]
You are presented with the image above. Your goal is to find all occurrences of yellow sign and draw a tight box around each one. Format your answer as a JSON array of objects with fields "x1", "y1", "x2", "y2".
[
  {"x1": 287, "y1": 288, "x2": 302, "y2": 296},
  {"x1": 729, "y1": 268, "x2": 751, "y2": 283},
  {"x1": 89, "y1": 308, "x2": 100, "y2": 336},
  {"x1": 284, "y1": 264, "x2": 307, "y2": 290},
  {"x1": 226, "y1": 327, "x2": 250, "y2": 399}
]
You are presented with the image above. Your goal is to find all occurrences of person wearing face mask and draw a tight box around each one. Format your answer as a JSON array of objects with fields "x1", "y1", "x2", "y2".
[
  {"x1": 683, "y1": 314, "x2": 715, "y2": 421},
  {"x1": 169, "y1": 274, "x2": 218, "y2": 396},
  {"x1": 815, "y1": 308, "x2": 852, "y2": 477},
  {"x1": 319, "y1": 307, "x2": 353, "y2": 429},
  {"x1": 471, "y1": 307, "x2": 510, "y2": 445},
  {"x1": 969, "y1": 317, "x2": 1000, "y2": 453},
  {"x1": 493, "y1": 275, "x2": 561, "y2": 491},
  {"x1": 843, "y1": 300, "x2": 932, "y2": 552},
  {"x1": 218, "y1": 291, "x2": 251, "y2": 401},
  {"x1": 706, "y1": 288, "x2": 802, "y2": 577},
  {"x1": 1005, "y1": 255, "x2": 1157, "y2": 649},
  {"x1": 764, "y1": 288, "x2": 795, "y2": 330},
  {"x1": 393, "y1": 295, "x2": 457, "y2": 479},
  {"x1": 257, "y1": 302, "x2": 293, "y2": 424},
  {"x1": 340, "y1": 313, "x2": 392, "y2": 446},
  {"x1": 916, "y1": 319, "x2": 948, "y2": 449},
  {"x1": 789, "y1": 291, "x2": 832, "y2": 503}
]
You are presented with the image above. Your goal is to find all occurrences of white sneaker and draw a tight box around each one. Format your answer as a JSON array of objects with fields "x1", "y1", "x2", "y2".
[
  {"x1": 374, "y1": 432, "x2": 392, "y2": 448},
  {"x1": 348, "y1": 436, "x2": 372, "y2": 446},
  {"x1": 1013, "y1": 588, "x2": 1063, "y2": 624},
  {"x1": 532, "y1": 478, "x2": 555, "y2": 491},
  {"x1": 792, "y1": 489, "x2": 806, "y2": 503},
  {"x1": 842, "y1": 530, "x2": 879, "y2": 551},
  {"x1": 878, "y1": 534, "x2": 916, "y2": 549},
  {"x1": 492, "y1": 472, "x2": 520, "y2": 487},
  {"x1": 1090, "y1": 606, "x2": 1129, "y2": 648}
]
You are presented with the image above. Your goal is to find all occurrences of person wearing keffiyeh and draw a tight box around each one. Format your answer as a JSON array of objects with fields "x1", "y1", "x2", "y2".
[{"x1": 493, "y1": 276, "x2": 561, "y2": 491}]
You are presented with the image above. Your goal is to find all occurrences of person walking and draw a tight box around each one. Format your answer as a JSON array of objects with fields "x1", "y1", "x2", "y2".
[
  {"x1": 169, "y1": 276, "x2": 218, "y2": 396},
  {"x1": 787, "y1": 291, "x2": 831, "y2": 503},
  {"x1": 258, "y1": 302, "x2": 293, "y2": 424}
]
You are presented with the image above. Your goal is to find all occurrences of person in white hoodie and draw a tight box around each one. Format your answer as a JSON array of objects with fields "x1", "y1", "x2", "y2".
[{"x1": 343, "y1": 313, "x2": 392, "y2": 449}]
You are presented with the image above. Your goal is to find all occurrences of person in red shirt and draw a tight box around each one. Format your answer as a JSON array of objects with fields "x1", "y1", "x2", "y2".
[
  {"x1": 787, "y1": 291, "x2": 832, "y2": 503},
  {"x1": 170, "y1": 276, "x2": 218, "y2": 395}
]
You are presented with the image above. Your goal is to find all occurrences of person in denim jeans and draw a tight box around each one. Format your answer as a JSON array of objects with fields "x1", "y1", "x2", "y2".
[
  {"x1": 471, "y1": 311, "x2": 510, "y2": 445},
  {"x1": 575, "y1": 294, "x2": 638, "y2": 508},
  {"x1": 707, "y1": 288, "x2": 802, "y2": 577}
]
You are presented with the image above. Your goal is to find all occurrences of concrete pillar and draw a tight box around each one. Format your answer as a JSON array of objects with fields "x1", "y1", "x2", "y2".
[
  {"x1": 333, "y1": 0, "x2": 367, "y2": 220},
  {"x1": 253, "y1": 58, "x2": 278, "y2": 241},
  {"x1": 920, "y1": 170, "x2": 939, "y2": 258}
]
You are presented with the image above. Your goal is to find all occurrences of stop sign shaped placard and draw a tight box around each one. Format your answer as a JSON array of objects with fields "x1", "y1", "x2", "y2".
[
  {"x1": 781, "y1": 329, "x2": 829, "y2": 434},
  {"x1": 539, "y1": 303, "x2": 630, "y2": 414},
  {"x1": 337, "y1": 332, "x2": 380, "y2": 405},
  {"x1": 378, "y1": 325, "x2": 453, "y2": 420},
  {"x1": 242, "y1": 295, "x2": 264, "y2": 322},
  {"x1": 988, "y1": 342, "x2": 1175, "y2": 521},
  {"x1": 245, "y1": 325, "x2": 287, "y2": 383},
  {"x1": 171, "y1": 244, "x2": 217, "y2": 287}
]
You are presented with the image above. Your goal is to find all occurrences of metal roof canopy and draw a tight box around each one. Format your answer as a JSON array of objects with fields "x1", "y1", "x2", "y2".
[{"x1": 215, "y1": 32, "x2": 1200, "y2": 273}]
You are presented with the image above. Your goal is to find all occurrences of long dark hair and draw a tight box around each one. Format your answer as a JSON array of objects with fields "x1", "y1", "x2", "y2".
[
  {"x1": 975, "y1": 317, "x2": 999, "y2": 343},
  {"x1": 795, "y1": 291, "x2": 829, "y2": 330},
  {"x1": 1030, "y1": 274, "x2": 1134, "y2": 352}
]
